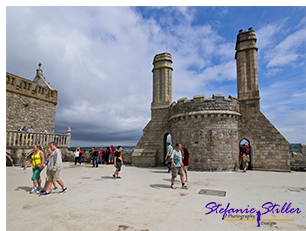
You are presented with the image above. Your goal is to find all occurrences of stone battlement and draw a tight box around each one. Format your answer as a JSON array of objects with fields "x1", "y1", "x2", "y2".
[
  {"x1": 6, "y1": 72, "x2": 58, "y2": 105},
  {"x1": 169, "y1": 94, "x2": 240, "y2": 121}
]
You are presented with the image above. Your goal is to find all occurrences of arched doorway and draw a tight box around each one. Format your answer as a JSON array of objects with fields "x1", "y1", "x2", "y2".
[
  {"x1": 6, "y1": 154, "x2": 14, "y2": 166},
  {"x1": 239, "y1": 139, "x2": 252, "y2": 170}
]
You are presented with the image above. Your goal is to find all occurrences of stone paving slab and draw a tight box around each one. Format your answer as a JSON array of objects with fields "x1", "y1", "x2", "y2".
[{"x1": 5, "y1": 162, "x2": 306, "y2": 231}]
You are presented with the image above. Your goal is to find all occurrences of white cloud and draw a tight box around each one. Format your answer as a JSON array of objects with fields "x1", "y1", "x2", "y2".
[{"x1": 6, "y1": 6, "x2": 306, "y2": 146}]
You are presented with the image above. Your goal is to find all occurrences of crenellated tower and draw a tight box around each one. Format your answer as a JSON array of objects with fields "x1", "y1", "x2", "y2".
[{"x1": 132, "y1": 28, "x2": 290, "y2": 171}]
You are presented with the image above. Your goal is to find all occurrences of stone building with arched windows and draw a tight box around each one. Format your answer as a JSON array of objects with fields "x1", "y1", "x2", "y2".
[{"x1": 132, "y1": 27, "x2": 290, "y2": 171}]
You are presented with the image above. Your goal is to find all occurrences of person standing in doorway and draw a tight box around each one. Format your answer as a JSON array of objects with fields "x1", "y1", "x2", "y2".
[
  {"x1": 40, "y1": 142, "x2": 67, "y2": 196},
  {"x1": 240, "y1": 153, "x2": 247, "y2": 172},
  {"x1": 113, "y1": 145, "x2": 123, "y2": 178},
  {"x1": 170, "y1": 143, "x2": 189, "y2": 189},
  {"x1": 165, "y1": 142, "x2": 173, "y2": 173},
  {"x1": 241, "y1": 142, "x2": 250, "y2": 170}
]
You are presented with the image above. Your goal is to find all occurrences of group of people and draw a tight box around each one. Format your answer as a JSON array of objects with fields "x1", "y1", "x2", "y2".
[
  {"x1": 24, "y1": 142, "x2": 68, "y2": 196},
  {"x1": 240, "y1": 142, "x2": 251, "y2": 172},
  {"x1": 18, "y1": 126, "x2": 48, "y2": 133},
  {"x1": 73, "y1": 145, "x2": 124, "y2": 178},
  {"x1": 73, "y1": 145, "x2": 116, "y2": 167},
  {"x1": 165, "y1": 142, "x2": 190, "y2": 189},
  {"x1": 98, "y1": 145, "x2": 115, "y2": 165}
]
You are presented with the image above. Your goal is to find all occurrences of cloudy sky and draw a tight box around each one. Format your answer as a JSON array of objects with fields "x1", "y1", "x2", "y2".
[{"x1": 6, "y1": 5, "x2": 306, "y2": 147}]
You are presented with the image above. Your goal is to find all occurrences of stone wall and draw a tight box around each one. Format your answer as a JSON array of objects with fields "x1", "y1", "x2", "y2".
[
  {"x1": 239, "y1": 107, "x2": 290, "y2": 170},
  {"x1": 132, "y1": 107, "x2": 170, "y2": 166},
  {"x1": 6, "y1": 72, "x2": 57, "y2": 133},
  {"x1": 290, "y1": 144, "x2": 306, "y2": 170},
  {"x1": 169, "y1": 94, "x2": 240, "y2": 171},
  {"x1": 236, "y1": 28, "x2": 290, "y2": 171}
]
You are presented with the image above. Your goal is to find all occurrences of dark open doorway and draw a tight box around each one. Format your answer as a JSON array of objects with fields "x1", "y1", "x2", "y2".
[{"x1": 239, "y1": 139, "x2": 252, "y2": 170}]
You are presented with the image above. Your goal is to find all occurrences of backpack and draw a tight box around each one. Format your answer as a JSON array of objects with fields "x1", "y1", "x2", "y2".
[{"x1": 242, "y1": 156, "x2": 247, "y2": 163}]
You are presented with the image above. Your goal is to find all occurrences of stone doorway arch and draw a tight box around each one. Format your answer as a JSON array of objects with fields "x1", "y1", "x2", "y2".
[
  {"x1": 239, "y1": 138, "x2": 252, "y2": 170},
  {"x1": 6, "y1": 153, "x2": 14, "y2": 166}
]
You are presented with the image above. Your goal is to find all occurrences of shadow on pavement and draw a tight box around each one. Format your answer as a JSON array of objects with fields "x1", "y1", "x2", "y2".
[
  {"x1": 15, "y1": 186, "x2": 32, "y2": 192},
  {"x1": 101, "y1": 176, "x2": 115, "y2": 179},
  {"x1": 149, "y1": 184, "x2": 170, "y2": 189},
  {"x1": 149, "y1": 170, "x2": 168, "y2": 174}
]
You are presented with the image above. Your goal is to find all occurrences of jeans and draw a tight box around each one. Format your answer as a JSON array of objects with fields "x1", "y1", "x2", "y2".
[
  {"x1": 92, "y1": 156, "x2": 98, "y2": 167},
  {"x1": 166, "y1": 162, "x2": 172, "y2": 171},
  {"x1": 75, "y1": 157, "x2": 82, "y2": 165}
]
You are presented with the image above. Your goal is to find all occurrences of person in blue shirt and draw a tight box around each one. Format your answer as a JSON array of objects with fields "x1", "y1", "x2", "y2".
[{"x1": 165, "y1": 142, "x2": 173, "y2": 173}]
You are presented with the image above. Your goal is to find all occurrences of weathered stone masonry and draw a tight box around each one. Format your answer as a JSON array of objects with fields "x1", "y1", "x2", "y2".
[
  {"x1": 6, "y1": 65, "x2": 57, "y2": 133},
  {"x1": 132, "y1": 28, "x2": 290, "y2": 171}
]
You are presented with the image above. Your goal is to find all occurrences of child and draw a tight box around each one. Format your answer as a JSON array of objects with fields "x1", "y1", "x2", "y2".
[{"x1": 241, "y1": 153, "x2": 247, "y2": 172}]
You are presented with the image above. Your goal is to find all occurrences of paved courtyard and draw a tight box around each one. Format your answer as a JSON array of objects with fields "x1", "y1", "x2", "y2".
[{"x1": 6, "y1": 162, "x2": 306, "y2": 231}]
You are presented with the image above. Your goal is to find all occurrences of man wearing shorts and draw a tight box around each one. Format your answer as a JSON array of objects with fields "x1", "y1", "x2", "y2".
[
  {"x1": 113, "y1": 145, "x2": 123, "y2": 178},
  {"x1": 40, "y1": 142, "x2": 67, "y2": 196},
  {"x1": 170, "y1": 143, "x2": 189, "y2": 189}
]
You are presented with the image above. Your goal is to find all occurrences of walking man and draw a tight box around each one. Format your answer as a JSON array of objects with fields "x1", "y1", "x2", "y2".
[
  {"x1": 40, "y1": 142, "x2": 67, "y2": 196},
  {"x1": 113, "y1": 145, "x2": 123, "y2": 178},
  {"x1": 170, "y1": 143, "x2": 189, "y2": 189}
]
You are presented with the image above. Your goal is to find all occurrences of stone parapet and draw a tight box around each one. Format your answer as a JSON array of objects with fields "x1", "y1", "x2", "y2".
[
  {"x1": 6, "y1": 72, "x2": 58, "y2": 105},
  {"x1": 169, "y1": 94, "x2": 239, "y2": 121}
]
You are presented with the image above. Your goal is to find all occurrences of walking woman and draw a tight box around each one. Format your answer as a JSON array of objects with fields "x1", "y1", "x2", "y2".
[
  {"x1": 74, "y1": 147, "x2": 81, "y2": 165},
  {"x1": 23, "y1": 144, "x2": 45, "y2": 194},
  {"x1": 182, "y1": 147, "x2": 190, "y2": 182}
]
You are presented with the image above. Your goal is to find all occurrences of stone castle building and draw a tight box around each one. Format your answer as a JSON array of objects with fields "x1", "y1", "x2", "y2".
[
  {"x1": 6, "y1": 63, "x2": 57, "y2": 133},
  {"x1": 132, "y1": 27, "x2": 290, "y2": 171},
  {"x1": 6, "y1": 64, "x2": 71, "y2": 166}
]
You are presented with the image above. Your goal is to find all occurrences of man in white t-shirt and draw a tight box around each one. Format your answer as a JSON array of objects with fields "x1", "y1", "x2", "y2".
[{"x1": 170, "y1": 143, "x2": 189, "y2": 189}]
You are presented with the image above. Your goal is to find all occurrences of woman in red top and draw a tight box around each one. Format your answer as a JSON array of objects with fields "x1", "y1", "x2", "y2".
[{"x1": 182, "y1": 148, "x2": 190, "y2": 182}]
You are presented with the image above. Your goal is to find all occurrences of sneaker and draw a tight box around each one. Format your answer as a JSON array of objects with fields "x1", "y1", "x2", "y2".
[
  {"x1": 59, "y1": 187, "x2": 68, "y2": 194},
  {"x1": 170, "y1": 184, "x2": 176, "y2": 189},
  {"x1": 36, "y1": 186, "x2": 42, "y2": 193},
  {"x1": 39, "y1": 191, "x2": 50, "y2": 197},
  {"x1": 52, "y1": 187, "x2": 58, "y2": 191},
  {"x1": 30, "y1": 187, "x2": 37, "y2": 194},
  {"x1": 112, "y1": 174, "x2": 116, "y2": 178},
  {"x1": 182, "y1": 184, "x2": 190, "y2": 189},
  {"x1": 116, "y1": 176, "x2": 121, "y2": 179}
]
